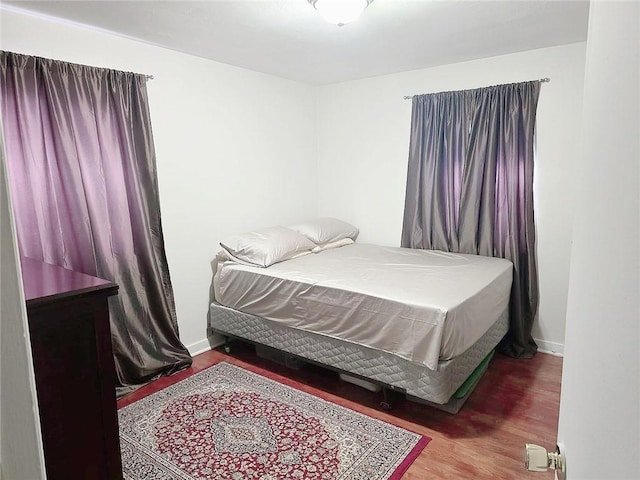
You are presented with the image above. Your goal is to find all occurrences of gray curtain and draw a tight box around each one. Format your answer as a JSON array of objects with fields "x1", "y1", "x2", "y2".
[
  {"x1": 401, "y1": 81, "x2": 540, "y2": 358},
  {"x1": 0, "y1": 51, "x2": 192, "y2": 396}
]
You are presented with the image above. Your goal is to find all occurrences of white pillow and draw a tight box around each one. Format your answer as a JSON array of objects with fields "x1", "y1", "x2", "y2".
[
  {"x1": 312, "y1": 237, "x2": 354, "y2": 253},
  {"x1": 220, "y1": 226, "x2": 317, "y2": 268},
  {"x1": 289, "y1": 218, "x2": 359, "y2": 247}
]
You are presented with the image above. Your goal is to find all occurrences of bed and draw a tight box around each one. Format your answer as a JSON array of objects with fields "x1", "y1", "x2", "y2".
[{"x1": 209, "y1": 219, "x2": 512, "y2": 413}]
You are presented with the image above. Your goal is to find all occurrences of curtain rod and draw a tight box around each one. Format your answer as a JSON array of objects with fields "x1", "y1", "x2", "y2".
[
  {"x1": 145, "y1": 74, "x2": 154, "y2": 80},
  {"x1": 403, "y1": 77, "x2": 550, "y2": 100}
]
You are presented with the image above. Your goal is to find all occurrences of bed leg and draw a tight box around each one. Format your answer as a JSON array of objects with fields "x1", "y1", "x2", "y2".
[
  {"x1": 380, "y1": 387, "x2": 393, "y2": 411},
  {"x1": 223, "y1": 336, "x2": 232, "y2": 354}
]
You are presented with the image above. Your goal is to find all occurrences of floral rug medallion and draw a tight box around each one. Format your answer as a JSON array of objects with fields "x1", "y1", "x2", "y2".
[{"x1": 119, "y1": 362, "x2": 429, "y2": 479}]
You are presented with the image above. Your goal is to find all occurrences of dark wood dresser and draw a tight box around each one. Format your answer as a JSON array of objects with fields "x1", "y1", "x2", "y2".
[{"x1": 21, "y1": 256, "x2": 123, "y2": 480}]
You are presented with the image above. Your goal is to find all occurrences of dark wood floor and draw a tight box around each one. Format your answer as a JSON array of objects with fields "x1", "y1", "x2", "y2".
[{"x1": 119, "y1": 342, "x2": 563, "y2": 480}]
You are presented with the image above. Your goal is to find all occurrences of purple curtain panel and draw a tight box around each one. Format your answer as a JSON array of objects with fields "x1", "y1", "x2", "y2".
[
  {"x1": 402, "y1": 81, "x2": 541, "y2": 358},
  {"x1": 0, "y1": 51, "x2": 192, "y2": 396}
]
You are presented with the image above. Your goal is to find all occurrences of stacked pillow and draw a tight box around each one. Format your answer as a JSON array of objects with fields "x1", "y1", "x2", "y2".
[
  {"x1": 288, "y1": 217, "x2": 359, "y2": 252},
  {"x1": 220, "y1": 226, "x2": 317, "y2": 268},
  {"x1": 219, "y1": 218, "x2": 358, "y2": 267}
]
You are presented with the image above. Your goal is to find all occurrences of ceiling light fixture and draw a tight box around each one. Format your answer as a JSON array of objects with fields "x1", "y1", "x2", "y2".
[{"x1": 308, "y1": 0, "x2": 374, "y2": 27}]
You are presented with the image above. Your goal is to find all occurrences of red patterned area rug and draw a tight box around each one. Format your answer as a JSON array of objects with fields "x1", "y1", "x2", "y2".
[{"x1": 119, "y1": 362, "x2": 429, "y2": 479}]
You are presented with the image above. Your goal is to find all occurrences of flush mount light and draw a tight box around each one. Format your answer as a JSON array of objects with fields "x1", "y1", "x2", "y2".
[{"x1": 308, "y1": 0, "x2": 374, "y2": 26}]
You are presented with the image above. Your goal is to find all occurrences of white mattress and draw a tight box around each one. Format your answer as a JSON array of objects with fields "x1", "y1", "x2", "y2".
[{"x1": 214, "y1": 243, "x2": 512, "y2": 371}]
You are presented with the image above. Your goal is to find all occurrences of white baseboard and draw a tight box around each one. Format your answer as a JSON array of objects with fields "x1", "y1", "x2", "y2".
[
  {"x1": 186, "y1": 338, "x2": 212, "y2": 356},
  {"x1": 534, "y1": 338, "x2": 564, "y2": 356},
  {"x1": 186, "y1": 335, "x2": 224, "y2": 357}
]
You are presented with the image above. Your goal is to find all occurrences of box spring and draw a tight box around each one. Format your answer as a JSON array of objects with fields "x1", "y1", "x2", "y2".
[{"x1": 209, "y1": 302, "x2": 508, "y2": 410}]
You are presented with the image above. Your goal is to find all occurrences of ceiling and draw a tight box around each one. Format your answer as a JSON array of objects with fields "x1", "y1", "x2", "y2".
[{"x1": 2, "y1": 0, "x2": 590, "y2": 85}]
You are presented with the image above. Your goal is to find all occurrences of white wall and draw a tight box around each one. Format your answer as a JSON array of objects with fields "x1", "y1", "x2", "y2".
[
  {"x1": 316, "y1": 43, "x2": 587, "y2": 354},
  {"x1": 0, "y1": 124, "x2": 46, "y2": 478},
  {"x1": 0, "y1": 9, "x2": 589, "y2": 357},
  {"x1": 557, "y1": 1, "x2": 639, "y2": 478},
  {"x1": 0, "y1": 9, "x2": 319, "y2": 353}
]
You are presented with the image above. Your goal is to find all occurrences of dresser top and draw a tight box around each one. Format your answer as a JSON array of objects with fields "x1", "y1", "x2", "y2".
[{"x1": 21, "y1": 257, "x2": 118, "y2": 307}]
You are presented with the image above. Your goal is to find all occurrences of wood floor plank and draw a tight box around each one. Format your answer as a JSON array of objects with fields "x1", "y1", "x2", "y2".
[{"x1": 118, "y1": 343, "x2": 562, "y2": 480}]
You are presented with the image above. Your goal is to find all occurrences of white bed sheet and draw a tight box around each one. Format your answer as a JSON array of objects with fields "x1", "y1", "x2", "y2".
[{"x1": 213, "y1": 243, "x2": 512, "y2": 371}]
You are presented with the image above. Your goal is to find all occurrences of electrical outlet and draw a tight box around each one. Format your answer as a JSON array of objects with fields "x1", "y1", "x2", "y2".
[{"x1": 524, "y1": 443, "x2": 566, "y2": 478}]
